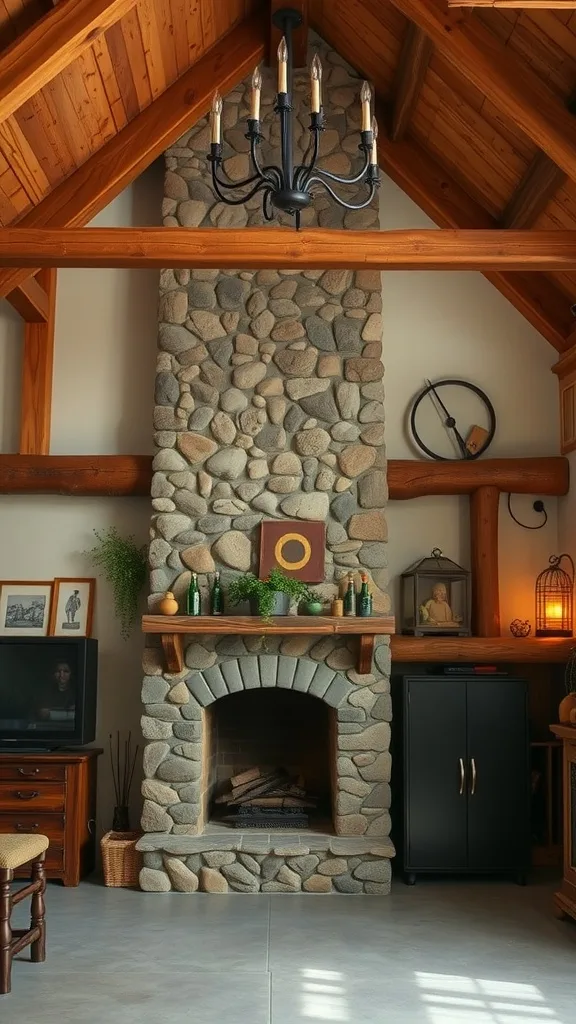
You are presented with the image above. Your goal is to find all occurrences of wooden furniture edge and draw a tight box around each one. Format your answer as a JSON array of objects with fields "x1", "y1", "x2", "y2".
[{"x1": 392, "y1": 636, "x2": 575, "y2": 662}]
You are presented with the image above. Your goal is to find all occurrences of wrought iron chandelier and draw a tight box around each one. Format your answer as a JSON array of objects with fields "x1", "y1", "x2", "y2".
[{"x1": 208, "y1": 6, "x2": 379, "y2": 229}]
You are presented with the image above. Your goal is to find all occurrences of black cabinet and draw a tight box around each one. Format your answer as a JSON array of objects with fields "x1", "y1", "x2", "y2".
[{"x1": 392, "y1": 675, "x2": 530, "y2": 882}]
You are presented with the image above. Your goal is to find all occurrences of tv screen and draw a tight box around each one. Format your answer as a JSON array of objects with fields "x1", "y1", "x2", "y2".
[{"x1": 0, "y1": 637, "x2": 97, "y2": 747}]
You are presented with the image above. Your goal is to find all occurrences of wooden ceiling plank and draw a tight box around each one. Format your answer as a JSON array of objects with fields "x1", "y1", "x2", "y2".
[
  {"x1": 119, "y1": 6, "x2": 152, "y2": 111},
  {"x1": 0, "y1": 0, "x2": 138, "y2": 125},
  {"x1": 0, "y1": 226, "x2": 576, "y2": 272},
  {"x1": 0, "y1": 12, "x2": 267, "y2": 301},
  {"x1": 391, "y1": 23, "x2": 433, "y2": 141},
  {"x1": 0, "y1": 117, "x2": 50, "y2": 204},
  {"x1": 103, "y1": 21, "x2": 140, "y2": 123},
  {"x1": 168, "y1": 0, "x2": 194, "y2": 76},
  {"x1": 6, "y1": 273, "x2": 49, "y2": 321},
  {"x1": 500, "y1": 150, "x2": 566, "y2": 227},
  {"x1": 90, "y1": 32, "x2": 129, "y2": 132},
  {"x1": 184, "y1": 0, "x2": 204, "y2": 66},
  {"x1": 152, "y1": 0, "x2": 178, "y2": 86},
  {"x1": 136, "y1": 0, "x2": 167, "y2": 100},
  {"x1": 377, "y1": 128, "x2": 571, "y2": 348},
  {"x1": 19, "y1": 269, "x2": 57, "y2": 455},
  {"x1": 15, "y1": 94, "x2": 76, "y2": 187},
  {"x1": 448, "y1": 4, "x2": 576, "y2": 8},
  {"x1": 385, "y1": 0, "x2": 576, "y2": 182},
  {"x1": 61, "y1": 51, "x2": 116, "y2": 152},
  {"x1": 42, "y1": 74, "x2": 92, "y2": 166}
]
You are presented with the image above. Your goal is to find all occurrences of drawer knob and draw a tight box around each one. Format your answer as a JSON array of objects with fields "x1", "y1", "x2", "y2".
[
  {"x1": 15, "y1": 823, "x2": 39, "y2": 831},
  {"x1": 15, "y1": 790, "x2": 39, "y2": 800},
  {"x1": 17, "y1": 768, "x2": 40, "y2": 777}
]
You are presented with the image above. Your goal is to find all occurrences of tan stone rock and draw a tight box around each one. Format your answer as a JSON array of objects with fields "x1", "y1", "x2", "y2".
[
  {"x1": 338, "y1": 445, "x2": 377, "y2": 478},
  {"x1": 335, "y1": 814, "x2": 368, "y2": 836},
  {"x1": 318, "y1": 858, "x2": 347, "y2": 876},
  {"x1": 164, "y1": 857, "x2": 199, "y2": 892},
  {"x1": 256, "y1": 377, "x2": 284, "y2": 397},
  {"x1": 276, "y1": 865, "x2": 301, "y2": 890},
  {"x1": 235, "y1": 334, "x2": 259, "y2": 355},
  {"x1": 166, "y1": 680, "x2": 190, "y2": 704},
  {"x1": 360, "y1": 423, "x2": 386, "y2": 446},
  {"x1": 280, "y1": 636, "x2": 312, "y2": 656},
  {"x1": 199, "y1": 866, "x2": 229, "y2": 893},
  {"x1": 272, "y1": 452, "x2": 302, "y2": 475},
  {"x1": 211, "y1": 412, "x2": 236, "y2": 445},
  {"x1": 177, "y1": 433, "x2": 218, "y2": 464},
  {"x1": 349, "y1": 511, "x2": 388, "y2": 541},
  {"x1": 294, "y1": 428, "x2": 331, "y2": 456},
  {"x1": 181, "y1": 545, "x2": 215, "y2": 573},
  {"x1": 339, "y1": 722, "x2": 390, "y2": 752},
  {"x1": 274, "y1": 347, "x2": 318, "y2": 377},
  {"x1": 334, "y1": 476, "x2": 352, "y2": 492},
  {"x1": 232, "y1": 361, "x2": 267, "y2": 389},
  {"x1": 271, "y1": 319, "x2": 306, "y2": 342},
  {"x1": 250, "y1": 309, "x2": 275, "y2": 339},
  {"x1": 268, "y1": 475, "x2": 301, "y2": 493},
  {"x1": 248, "y1": 459, "x2": 268, "y2": 479},
  {"x1": 267, "y1": 397, "x2": 287, "y2": 423},
  {"x1": 212, "y1": 531, "x2": 251, "y2": 571},
  {"x1": 327, "y1": 647, "x2": 355, "y2": 670},
  {"x1": 286, "y1": 378, "x2": 330, "y2": 400},
  {"x1": 140, "y1": 867, "x2": 171, "y2": 892},
  {"x1": 317, "y1": 354, "x2": 341, "y2": 377},
  {"x1": 345, "y1": 358, "x2": 384, "y2": 383},
  {"x1": 142, "y1": 648, "x2": 163, "y2": 676},
  {"x1": 141, "y1": 779, "x2": 179, "y2": 805},
  {"x1": 363, "y1": 343, "x2": 382, "y2": 360},
  {"x1": 141, "y1": 800, "x2": 172, "y2": 831},
  {"x1": 303, "y1": 873, "x2": 332, "y2": 892}
]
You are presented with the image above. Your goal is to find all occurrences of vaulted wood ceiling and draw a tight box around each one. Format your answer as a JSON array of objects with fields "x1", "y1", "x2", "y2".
[{"x1": 1, "y1": 0, "x2": 576, "y2": 353}]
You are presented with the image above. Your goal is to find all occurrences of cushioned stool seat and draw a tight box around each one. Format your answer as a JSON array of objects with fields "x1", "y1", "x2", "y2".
[
  {"x1": 0, "y1": 835, "x2": 49, "y2": 869},
  {"x1": 0, "y1": 834, "x2": 48, "y2": 995}
]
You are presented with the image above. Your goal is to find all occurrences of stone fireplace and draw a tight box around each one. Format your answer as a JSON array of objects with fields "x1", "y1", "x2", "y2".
[{"x1": 138, "y1": 35, "x2": 393, "y2": 894}]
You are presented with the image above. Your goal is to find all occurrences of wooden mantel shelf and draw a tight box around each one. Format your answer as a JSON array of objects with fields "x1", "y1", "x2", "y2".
[
  {"x1": 142, "y1": 615, "x2": 395, "y2": 674},
  {"x1": 391, "y1": 635, "x2": 575, "y2": 663}
]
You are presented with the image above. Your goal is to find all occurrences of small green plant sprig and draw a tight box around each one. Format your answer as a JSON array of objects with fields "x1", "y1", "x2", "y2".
[
  {"x1": 228, "y1": 568, "x2": 314, "y2": 621},
  {"x1": 85, "y1": 527, "x2": 147, "y2": 640}
]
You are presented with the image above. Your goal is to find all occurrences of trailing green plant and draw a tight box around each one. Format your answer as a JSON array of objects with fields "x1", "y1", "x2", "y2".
[
  {"x1": 85, "y1": 527, "x2": 147, "y2": 639},
  {"x1": 228, "y1": 568, "x2": 314, "y2": 621}
]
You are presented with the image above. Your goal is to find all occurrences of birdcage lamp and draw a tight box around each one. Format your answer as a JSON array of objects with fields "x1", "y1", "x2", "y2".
[{"x1": 535, "y1": 553, "x2": 574, "y2": 637}]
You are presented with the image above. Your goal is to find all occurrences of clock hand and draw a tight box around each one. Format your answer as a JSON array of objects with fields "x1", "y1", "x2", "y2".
[{"x1": 425, "y1": 380, "x2": 468, "y2": 457}]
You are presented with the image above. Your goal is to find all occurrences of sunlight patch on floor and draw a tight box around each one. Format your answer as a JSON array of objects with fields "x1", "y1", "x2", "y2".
[
  {"x1": 416, "y1": 972, "x2": 562, "y2": 1024},
  {"x1": 300, "y1": 968, "x2": 349, "y2": 1021}
]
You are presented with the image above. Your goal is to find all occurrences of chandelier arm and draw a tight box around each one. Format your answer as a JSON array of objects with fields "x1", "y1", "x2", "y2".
[
  {"x1": 250, "y1": 134, "x2": 284, "y2": 192},
  {"x1": 297, "y1": 130, "x2": 321, "y2": 191},
  {"x1": 307, "y1": 176, "x2": 378, "y2": 210},
  {"x1": 210, "y1": 174, "x2": 271, "y2": 207},
  {"x1": 260, "y1": 164, "x2": 284, "y2": 191},
  {"x1": 312, "y1": 150, "x2": 372, "y2": 186},
  {"x1": 212, "y1": 169, "x2": 264, "y2": 190},
  {"x1": 263, "y1": 188, "x2": 275, "y2": 221}
]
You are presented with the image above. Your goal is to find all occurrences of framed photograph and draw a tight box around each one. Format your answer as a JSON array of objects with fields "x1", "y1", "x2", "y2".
[
  {"x1": 259, "y1": 520, "x2": 326, "y2": 583},
  {"x1": 49, "y1": 578, "x2": 95, "y2": 638},
  {"x1": 0, "y1": 582, "x2": 54, "y2": 637}
]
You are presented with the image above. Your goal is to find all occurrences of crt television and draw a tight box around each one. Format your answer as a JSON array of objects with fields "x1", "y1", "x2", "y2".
[{"x1": 0, "y1": 637, "x2": 97, "y2": 748}]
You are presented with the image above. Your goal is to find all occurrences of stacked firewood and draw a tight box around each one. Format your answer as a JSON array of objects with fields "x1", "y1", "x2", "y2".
[{"x1": 216, "y1": 766, "x2": 317, "y2": 810}]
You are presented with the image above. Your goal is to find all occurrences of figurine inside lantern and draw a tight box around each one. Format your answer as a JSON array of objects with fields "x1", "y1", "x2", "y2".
[{"x1": 400, "y1": 548, "x2": 471, "y2": 636}]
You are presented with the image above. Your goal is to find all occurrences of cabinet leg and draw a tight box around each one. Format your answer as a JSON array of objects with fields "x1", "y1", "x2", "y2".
[
  {"x1": 405, "y1": 872, "x2": 417, "y2": 886},
  {"x1": 0, "y1": 868, "x2": 12, "y2": 995},
  {"x1": 30, "y1": 857, "x2": 46, "y2": 963}
]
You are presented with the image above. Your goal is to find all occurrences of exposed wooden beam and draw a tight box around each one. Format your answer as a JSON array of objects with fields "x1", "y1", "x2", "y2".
[
  {"x1": 500, "y1": 152, "x2": 566, "y2": 230},
  {"x1": 388, "y1": 457, "x2": 568, "y2": 498},
  {"x1": 391, "y1": 24, "x2": 433, "y2": 141},
  {"x1": 269, "y1": 0, "x2": 308, "y2": 68},
  {"x1": 0, "y1": 0, "x2": 137, "y2": 125},
  {"x1": 1, "y1": 227, "x2": 576, "y2": 271},
  {"x1": 385, "y1": 0, "x2": 576, "y2": 183},
  {"x1": 0, "y1": 455, "x2": 151, "y2": 495},
  {"x1": 377, "y1": 128, "x2": 572, "y2": 350},
  {"x1": 0, "y1": 13, "x2": 267, "y2": 304},
  {"x1": 19, "y1": 270, "x2": 57, "y2": 455},
  {"x1": 0, "y1": 455, "x2": 567, "y2": 498},
  {"x1": 391, "y1": 636, "x2": 575, "y2": 663},
  {"x1": 449, "y1": 3, "x2": 576, "y2": 7},
  {"x1": 470, "y1": 485, "x2": 500, "y2": 636},
  {"x1": 5, "y1": 274, "x2": 50, "y2": 322}
]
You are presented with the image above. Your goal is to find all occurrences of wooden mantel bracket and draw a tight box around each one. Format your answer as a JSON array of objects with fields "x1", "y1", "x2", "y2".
[{"x1": 143, "y1": 615, "x2": 395, "y2": 674}]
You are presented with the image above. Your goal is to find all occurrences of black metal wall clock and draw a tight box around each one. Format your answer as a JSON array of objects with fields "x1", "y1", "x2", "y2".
[{"x1": 409, "y1": 378, "x2": 496, "y2": 461}]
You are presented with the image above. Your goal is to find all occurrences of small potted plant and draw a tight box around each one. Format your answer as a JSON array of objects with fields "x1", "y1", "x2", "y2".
[
  {"x1": 100, "y1": 732, "x2": 142, "y2": 888},
  {"x1": 228, "y1": 568, "x2": 318, "y2": 619},
  {"x1": 85, "y1": 527, "x2": 147, "y2": 639}
]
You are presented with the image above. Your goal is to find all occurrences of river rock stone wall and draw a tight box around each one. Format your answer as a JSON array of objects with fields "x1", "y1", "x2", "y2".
[{"x1": 139, "y1": 36, "x2": 392, "y2": 893}]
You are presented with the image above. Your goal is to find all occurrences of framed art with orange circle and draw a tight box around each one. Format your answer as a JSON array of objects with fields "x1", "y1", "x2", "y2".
[{"x1": 259, "y1": 521, "x2": 325, "y2": 583}]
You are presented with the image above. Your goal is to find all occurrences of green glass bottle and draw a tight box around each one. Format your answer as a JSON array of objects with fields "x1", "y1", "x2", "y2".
[
  {"x1": 343, "y1": 572, "x2": 357, "y2": 617},
  {"x1": 210, "y1": 571, "x2": 223, "y2": 616},
  {"x1": 358, "y1": 573, "x2": 371, "y2": 617},
  {"x1": 186, "y1": 571, "x2": 201, "y2": 616}
]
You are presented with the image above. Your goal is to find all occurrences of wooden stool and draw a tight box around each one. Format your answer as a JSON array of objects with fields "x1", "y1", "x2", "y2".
[{"x1": 0, "y1": 835, "x2": 48, "y2": 995}]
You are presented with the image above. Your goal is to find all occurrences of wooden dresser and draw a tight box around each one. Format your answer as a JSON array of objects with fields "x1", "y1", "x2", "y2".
[{"x1": 0, "y1": 749, "x2": 101, "y2": 886}]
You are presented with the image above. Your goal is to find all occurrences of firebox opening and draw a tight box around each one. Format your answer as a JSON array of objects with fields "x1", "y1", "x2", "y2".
[{"x1": 201, "y1": 688, "x2": 337, "y2": 833}]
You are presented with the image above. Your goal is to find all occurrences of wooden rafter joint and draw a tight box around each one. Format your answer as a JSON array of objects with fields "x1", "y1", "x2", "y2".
[
  {"x1": 391, "y1": 23, "x2": 432, "y2": 142},
  {"x1": 6, "y1": 275, "x2": 51, "y2": 323},
  {"x1": 448, "y1": 2, "x2": 576, "y2": 7}
]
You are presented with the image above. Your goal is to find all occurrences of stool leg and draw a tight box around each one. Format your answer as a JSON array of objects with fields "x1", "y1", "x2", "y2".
[
  {"x1": 0, "y1": 867, "x2": 12, "y2": 995},
  {"x1": 30, "y1": 857, "x2": 46, "y2": 964}
]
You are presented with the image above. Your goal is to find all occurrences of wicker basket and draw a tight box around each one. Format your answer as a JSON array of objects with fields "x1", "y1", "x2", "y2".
[{"x1": 101, "y1": 831, "x2": 142, "y2": 888}]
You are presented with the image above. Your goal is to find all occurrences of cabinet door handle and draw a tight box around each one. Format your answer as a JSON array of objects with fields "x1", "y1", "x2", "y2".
[
  {"x1": 459, "y1": 758, "x2": 465, "y2": 795},
  {"x1": 15, "y1": 790, "x2": 39, "y2": 800},
  {"x1": 17, "y1": 768, "x2": 40, "y2": 776},
  {"x1": 470, "y1": 758, "x2": 477, "y2": 795},
  {"x1": 15, "y1": 822, "x2": 39, "y2": 831}
]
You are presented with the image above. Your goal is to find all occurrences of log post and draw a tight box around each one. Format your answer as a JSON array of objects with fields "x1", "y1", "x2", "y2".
[{"x1": 470, "y1": 485, "x2": 500, "y2": 637}]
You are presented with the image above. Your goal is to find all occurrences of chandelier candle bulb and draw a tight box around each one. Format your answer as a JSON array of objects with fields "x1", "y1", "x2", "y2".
[
  {"x1": 310, "y1": 53, "x2": 322, "y2": 113},
  {"x1": 250, "y1": 66, "x2": 262, "y2": 121},
  {"x1": 360, "y1": 81, "x2": 372, "y2": 132},
  {"x1": 278, "y1": 37, "x2": 288, "y2": 94},
  {"x1": 370, "y1": 116, "x2": 378, "y2": 166},
  {"x1": 210, "y1": 92, "x2": 222, "y2": 144}
]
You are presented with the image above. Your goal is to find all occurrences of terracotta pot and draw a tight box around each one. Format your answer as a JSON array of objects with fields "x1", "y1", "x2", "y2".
[
  {"x1": 159, "y1": 591, "x2": 179, "y2": 616},
  {"x1": 559, "y1": 692, "x2": 576, "y2": 724}
]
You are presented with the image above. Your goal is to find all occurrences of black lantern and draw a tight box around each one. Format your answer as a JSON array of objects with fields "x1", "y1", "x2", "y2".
[
  {"x1": 535, "y1": 554, "x2": 574, "y2": 637},
  {"x1": 400, "y1": 548, "x2": 471, "y2": 636}
]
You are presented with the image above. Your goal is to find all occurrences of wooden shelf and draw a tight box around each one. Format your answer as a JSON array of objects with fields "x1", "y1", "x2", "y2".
[
  {"x1": 391, "y1": 635, "x2": 575, "y2": 663},
  {"x1": 142, "y1": 615, "x2": 395, "y2": 674}
]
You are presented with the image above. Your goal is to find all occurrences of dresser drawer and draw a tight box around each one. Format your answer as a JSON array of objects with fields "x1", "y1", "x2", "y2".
[
  {"x1": 0, "y1": 812, "x2": 65, "y2": 843},
  {"x1": 0, "y1": 764, "x2": 66, "y2": 782},
  {"x1": 13, "y1": 844, "x2": 65, "y2": 876},
  {"x1": 0, "y1": 782, "x2": 65, "y2": 811}
]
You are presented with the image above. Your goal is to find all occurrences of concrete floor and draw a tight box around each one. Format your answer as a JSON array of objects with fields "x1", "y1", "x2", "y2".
[{"x1": 3, "y1": 874, "x2": 576, "y2": 1022}]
